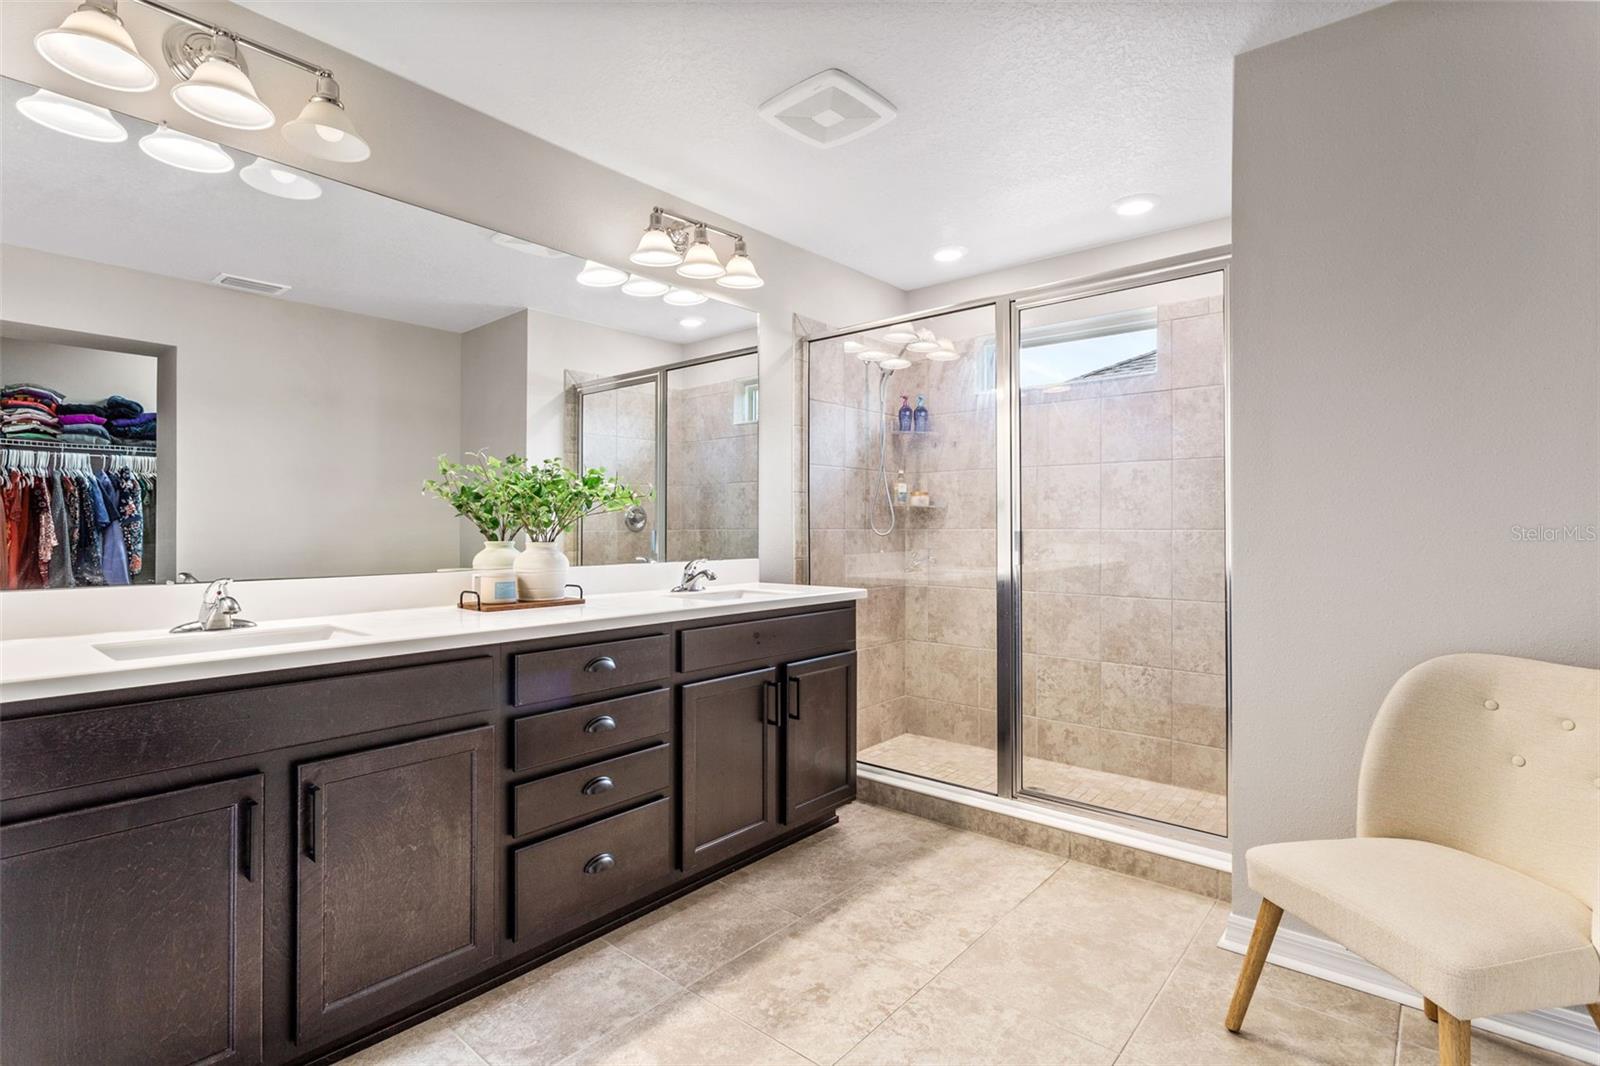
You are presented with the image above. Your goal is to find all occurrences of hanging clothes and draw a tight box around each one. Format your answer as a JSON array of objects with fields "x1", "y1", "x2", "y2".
[
  {"x1": 45, "y1": 471, "x2": 73, "y2": 588},
  {"x1": 95, "y1": 469, "x2": 129, "y2": 586}
]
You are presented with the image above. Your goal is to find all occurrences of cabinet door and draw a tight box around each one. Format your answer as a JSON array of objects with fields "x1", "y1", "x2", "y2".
[
  {"x1": 296, "y1": 726, "x2": 495, "y2": 1046},
  {"x1": 782, "y1": 651, "x2": 858, "y2": 824},
  {"x1": 1, "y1": 775, "x2": 264, "y2": 1066},
  {"x1": 680, "y1": 666, "x2": 779, "y2": 872}
]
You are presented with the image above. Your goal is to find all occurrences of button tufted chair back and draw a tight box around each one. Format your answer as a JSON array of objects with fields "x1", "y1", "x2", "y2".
[{"x1": 1357, "y1": 653, "x2": 1599, "y2": 921}]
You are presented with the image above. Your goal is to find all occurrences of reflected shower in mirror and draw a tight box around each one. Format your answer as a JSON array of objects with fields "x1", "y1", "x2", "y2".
[{"x1": 0, "y1": 77, "x2": 758, "y2": 589}]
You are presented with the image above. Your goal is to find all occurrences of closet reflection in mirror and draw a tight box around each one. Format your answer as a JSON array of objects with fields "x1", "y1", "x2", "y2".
[{"x1": 0, "y1": 76, "x2": 758, "y2": 588}]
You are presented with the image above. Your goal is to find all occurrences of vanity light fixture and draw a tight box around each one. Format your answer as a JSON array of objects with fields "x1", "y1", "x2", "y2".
[
  {"x1": 575, "y1": 260, "x2": 629, "y2": 287},
  {"x1": 169, "y1": 31, "x2": 273, "y2": 129},
  {"x1": 621, "y1": 274, "x2": 671, "y2": 298},
  {"x1": 239, "y1": 156, "x2": 321, "y2": 199},
  {"x1": 882, "y1": 324, "x2": 919, "y2": 345},
  {"x1": 15, "y1": 87, "x2": 128, "y2": 142},
  {"x1": 630, "y1": 210, "x2": 685, "y2": 267},
  {"x1": 34, "y1": 0, "x2": 158, "y2": 92},
  {"x1": 138, "y1": 121, "x2": 233, "y2": 173},
  {"x1": 717, "y1": 238, "x2": 764, "y2": 290},
  {"x1": 1112, "y1": 193, "x2": 1159, "y2": 217},
  {"x1": 678, "y1": 316, "x2": 706, "y2": 329},
  {"x1": 932, "y1": 245, "x2": 967, "y2": 263},
  {"x1": 677, "y1": 226, "x2": 726, "y2": 280},
  {"x1": 662, "y1": 287, "x2": 708, "y2": 307},
  {"x1": 630, "y1": 207, "x2": 762, "y2": 288},
  {"x1": 282, "y1": 74, "x2": 370, "y2": 162}
]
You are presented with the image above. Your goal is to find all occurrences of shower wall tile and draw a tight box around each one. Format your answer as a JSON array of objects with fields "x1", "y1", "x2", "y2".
[
  {"x1": 1169, "y1": 311, "x2": 1225, "y2": 389},
  {"x1": 907, "y1": 697, "x2": 995, "y2": 749},
  {"x1": 857, "y1": 585, "x2": 906, "y2": 649},
  {"x1": 808, "y1": 466, "x2": 847, "y2": 530},
  {"x1": 904, "y1": 640, "x2": 995, "y2": 710},
  {"x1": 1172, "y1": 600, "x2": 1226, "y2": 675},
  {"x1": 858, "y1": 640, "x2": 906, "y2": 711},
  {"x1": 1023, "y1": 654, "x2": 1101, "y2": 725},
  {"x1": 1171, "y1": 529, "x2": 1225, "y2": 602},
  {"x1": 1100, "y1": 530, "x2": 1173, "y2": 598},
  {"x1": 809, "y1": 528, "x2": 845, "y2": 585},
  {"x1": 906, "y1": 585, "x2": 996, "y2": 648},
  {"x1": 1171, "y1": 741, "x2": 1226, "y2": 793},
  {"x1": 1021, "y1": 397, "x2": 1101, "y2": 465},
  {"x1": 1101, "y1": 729, "x2": 1172, "y2": 784},
  {"x1": 919, "y1": 469, "x2": 996, "y2": 530},
  {"x1": 1101, "y1": 391, "x2": 1173, "y2": 462},
  {"x1": 909, "y1": 528, "x2": 995, "y2": 589},
  {"x1": 1100, "y1": 595, "x2": 1172, "y2": 668},
  {"x1": 1100, "y1": 663, "x2": 1172, "y2": 738},
  {"x1": 1172, "y1": 385, "x2": 1224, "y2": 459},
  {"x1": 1020, "y1": 592, "x2": 1100, "y2": 660},
  {"x1": 1021, "y1": 529, "x2": 1100, "y2": 594},
  {"x1": 1031, "y1": 717, "x2": 1102, "y2": 770},
  {"x1": 1171, "y1": 459, "x2": 1224, "y2": 529},
  {"x1": 1021, "y1": 464, "x2": 1100, "y2": 529},
  {"x1": 1172, "y1": 670, "x2": 1227, "y2": 748},
  {"x1": 1100, "y1": 461, "x2": 1172, "y2": 529}
]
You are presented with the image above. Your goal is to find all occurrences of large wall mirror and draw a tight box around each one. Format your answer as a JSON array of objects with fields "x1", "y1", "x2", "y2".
[{"x1": 0, "y1": 77, "x2": 759, "y2": 589}]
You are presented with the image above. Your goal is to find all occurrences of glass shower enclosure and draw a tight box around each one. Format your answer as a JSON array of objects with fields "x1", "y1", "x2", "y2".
[{"x1": 805, "y1": 251, "x2": 1229, "y2": 836}]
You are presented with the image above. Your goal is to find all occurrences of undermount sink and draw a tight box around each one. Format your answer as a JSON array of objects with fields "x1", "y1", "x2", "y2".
[
  {"x1": 94, "y1": 624, "x2": 366, "y2": 662},
  {"x1": 666, "y1": 588, "x2": 784, "y2": 602}
]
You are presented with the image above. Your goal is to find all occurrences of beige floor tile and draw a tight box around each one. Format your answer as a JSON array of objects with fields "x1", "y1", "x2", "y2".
[
  {"x1": 560, "y1": 991, "x2": 812, "y2": 1066},
  {"x1": 936, "y1": 862, "x2": 1210, "y2": 1048},
  {"x1": 838, "y1": 981, "x2": 1117, "y2": 1066},
  {"x1": 606, "y1": 881, "x2": 798, "y2": 984},
  {"x1": 1395, "y1": 1007, "x2": 1590, "y2": 1065},
  {"x1": 692, "y1": 922, "x2": 937, "y2": 1066},
  {"x1": 801, "y1": 884, "x2": 991, "y2": 971},
  {"x1": 344, "y1": 1016, "x2": 489, "y2": 1066},
  {"x1": 448, "y1": 941, "x2": 683, "y2": 1065},
  {"x1": 720, "y1": 830, "x2": 880, "y2": 917}
]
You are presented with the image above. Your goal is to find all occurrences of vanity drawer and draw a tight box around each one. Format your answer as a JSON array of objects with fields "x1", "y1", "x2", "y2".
[
  {"x1": 512, "y1": 634, "x2": 671, "y2": 707},
  {"x1": 677, "y1": 608, "x2": 855, "y2": 674},
  {"x1": 512, "y1": 742, "x2": 672, "y2": 838},
  {"x1": 511, "y1": 688, "x2": 672, "y2": 774},
  {"x1": 511, "y1": 796, "x2": 673, "y2": 944}
]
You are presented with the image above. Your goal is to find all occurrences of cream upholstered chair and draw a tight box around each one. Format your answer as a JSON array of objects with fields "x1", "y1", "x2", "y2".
[{"x1": 1225, "y1": 653, "x2": 1600, "y2": 1066}]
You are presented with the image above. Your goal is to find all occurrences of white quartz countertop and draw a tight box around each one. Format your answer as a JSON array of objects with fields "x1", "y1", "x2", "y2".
[{"x1": 0, "y1": 583, "x2": 866, "y2": 704}]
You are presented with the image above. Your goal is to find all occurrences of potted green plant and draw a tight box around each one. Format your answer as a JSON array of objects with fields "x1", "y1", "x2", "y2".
[
  {"x1": 423, "y1": 451, "x2": 524, "y2": 570},
  {"x1": 504, "y1": 458, "x2": 648, "y2": 599}
]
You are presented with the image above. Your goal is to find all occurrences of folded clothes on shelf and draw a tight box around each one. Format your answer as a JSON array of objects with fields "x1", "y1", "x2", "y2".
[
  {"x1": 59, "y1": 413, "x2": 107, "y2": 426},
  {"x1": 105, "y1": 395, "x2": 144, "y2": 420}
]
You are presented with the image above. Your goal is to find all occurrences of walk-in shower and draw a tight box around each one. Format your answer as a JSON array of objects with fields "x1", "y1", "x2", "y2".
[{"x1": 806, "y1": 253, "x2": 1229, "y2": 836}]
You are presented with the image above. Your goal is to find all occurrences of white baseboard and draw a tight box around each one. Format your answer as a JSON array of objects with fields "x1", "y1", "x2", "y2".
[{"x1": 1220, "y1": 912, "x2": 1600, "y2": 1065}]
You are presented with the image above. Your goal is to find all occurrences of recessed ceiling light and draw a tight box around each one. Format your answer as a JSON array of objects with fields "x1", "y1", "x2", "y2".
[
  {"x1": 576, "y1": 260, "x2": 628, "y2": 287},
  {"x1": 1112, "y1": 194, "x2": 1159, "y2": 217},
  {"x1": 662, "y1": 287, "x2": 708, "y2": 307},
  {"x1": 239, "y1": 157, "x2": 321, "y2": 200},
  {"x1": 15, "y1": 88, "x2": 127, "y2": 143},
  {"x1": 138, "y1": 122, "x2": 233, "y2": 173},
  {"x1": 932, "y1": 245, "x2": 967, "y2": 263},
  {"x1": 621, "y1": 274, "x2": 671, "y2": 298},
  {"x1": 679, "y1": 316, "x2": 706, "y2": 329}
]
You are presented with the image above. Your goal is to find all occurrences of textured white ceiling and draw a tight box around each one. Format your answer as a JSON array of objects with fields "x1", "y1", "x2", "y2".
[
  {"x1": 0, "y1": 79, "x2": 754, "y2": 342},
  {"x1": 239, "y1": 0, "x2": 1377, "y2": 289}
]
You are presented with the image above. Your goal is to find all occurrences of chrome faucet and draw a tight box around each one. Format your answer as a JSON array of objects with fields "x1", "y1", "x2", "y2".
[
  {"x1": 672, "y1": 559, "x2": 717, "y2": 593},
  {"x1": 171, "y1": 578, "x2": 256, "y2": 633}
]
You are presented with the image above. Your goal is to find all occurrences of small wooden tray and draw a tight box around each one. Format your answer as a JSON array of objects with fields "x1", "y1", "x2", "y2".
[{"x1": 459, "y1": 584, "x2": 585, "y2": 612}]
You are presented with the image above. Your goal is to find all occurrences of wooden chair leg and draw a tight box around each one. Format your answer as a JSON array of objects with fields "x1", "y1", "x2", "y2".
[
  {"x1": 1225, "y1": 898, "x2": 1284, "y2": 1033},
  {"x1": 1423, "y1": 998, "x2": 1438, "y2": 1022},
  {"x1": 1587, "y1": 1003, "x2": 1600, "y2": 1029},
  {"x1": 1437, "y1": 1009, "x2": 1471, "y2": 1066}
]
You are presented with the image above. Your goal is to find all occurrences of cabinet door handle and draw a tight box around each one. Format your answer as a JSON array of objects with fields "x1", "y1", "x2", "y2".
[
  {"x1": 787, "y1": 676, "x2": 802, "y2": 720},
  {"x1": 762, "y1": 680, "x2": 779, "y2": 726},
  {"x1": 583, "y1": 852, "x2": 616, "y2": 875},
  {"x1": 584, "y1": 655, "x2": 618, "y2": 673},
  {"x1": 239, "y1": 798, "x2": 255, "y2": 881},
  {"x1": 304, "y1": 784, "x2": 320, "y2": 862},
  {"x1": 581, "y1": 775, "x2": 615, "y2": 796},
  {"x1": 584, "y1": 714, "x2": 618, "y2": 734}
]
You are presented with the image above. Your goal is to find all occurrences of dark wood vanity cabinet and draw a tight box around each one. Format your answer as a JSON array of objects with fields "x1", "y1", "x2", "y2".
[{"x1": 0, "y1": 599, "x2": 856, "y2": 1065}]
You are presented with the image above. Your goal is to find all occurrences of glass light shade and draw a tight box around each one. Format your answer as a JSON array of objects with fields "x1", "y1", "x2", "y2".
[
  {"x1": 630, "y1": 226, "x2": 683, "y2": 267},
  {"x1": 576, "y1": 260, "x2": 628, "y2": 287},
  {"x1": 716, "y1": 250, "x2": 764, "y2": 289},
  {"x1": 926, "y1": 338, "x2": 959, "y2": 362},
  {"x1": 882, "y1": 325, "x2": 919, "y2": 344},
  {"x1": 283, "y1": 95, "x2": 370, "y2": 163},
  {"x1": 906, "y1": 328, "x2": 940, "y2": 353},
  {"x1": 34, "y1": 4, "x2": 157, "y2": 92},
  {"x1": 662, "y1": 287, "x2": 708, "y2": 307},
  {"x1": 239, "y1": 157, "x2": 322, "y2": 200},
  {"x1": 621, "y1": 274, "x2": 671, "y2": 298},
  {"x1": 879, "y1": 357, "x2": 912, "y2": 371},
  {"x1": 855, "y1": 349, "x2": 889, "y2": 363},
  {"x1": 172, "y1": 55, "x2": 275, "y2": 130},
  {"x1": 138, "y1": 123, "x2": 234, "y2": 173},
  {"x1": 676, "y1": 227, "x2": 725, "y2": 279},
  {"x1": 15, "y1": 88, "x2": 126, "y2": 142}
]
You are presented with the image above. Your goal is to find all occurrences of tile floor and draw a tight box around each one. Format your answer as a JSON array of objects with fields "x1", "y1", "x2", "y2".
[
  {"x1": 349, "y1": 802, "x2": 1582, "y2": 1066},
  {"x1": 859, "y1": 733, "x2": 1228, "y2": 836}
]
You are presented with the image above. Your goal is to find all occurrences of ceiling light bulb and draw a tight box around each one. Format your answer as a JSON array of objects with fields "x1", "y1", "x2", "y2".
[
  {"x1": 576, "y1": 260, "x2": 629, "y2": 287},
  {"x1": 676, "y1": 225, "x2": 725, "y2": 280},
  {"x1": 856, "y1": 349, "x2": 888, "y2": 363},
  {"x1": 1112, "y1": 194, "x2": 1159, "y2": 217},
  {"x1": 631, "y1": 211, "x2": 683, "y2": 267},
  {"x1": 138, "y1": 122, "x2": 234, "y2": 173},
  {"x1": 716, "y1": 238, "x2": 764, "y2": 289},
  {"x1": 240, "y1": 157, "x2": 321, "y2": 200},
  {"x1": 882, "y1": 325, "x2": 918, "y2": 345},
  {"x1": 283, "y1": 76, "x2": 370, "y2": 162},
  {"x1": 33, "y1": 0, "x2": 157, "y2": 93},
  {"x1": 879, "y1": 357, "x2": 912, "y2": 371},
  {"x1": 662, "y1": 287, "x2": 708, "y2": 307},
  {"x1": 842, "y1": 339, "x2": 865, "y2": 354},
  {"x1": 171, "y1": 34, "x2": 275, "y2": 130},
  {"x1": 621, "y1": 274, "x2": 671, "y2": 298},
  {"x1": 679, "y1": 316, "x2": 706, "y2": 329},
  {"x1": 15, "y1": 88, "x2": 127, "y2": 142},
  {"x1": 932, "y1": 245, "x2": 967, "y2": 263}
]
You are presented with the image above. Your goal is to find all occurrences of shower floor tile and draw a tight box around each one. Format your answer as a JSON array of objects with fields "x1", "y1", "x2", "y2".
[{"x1": 858, "y1": 732, "x2": 1228, "y2": 835}]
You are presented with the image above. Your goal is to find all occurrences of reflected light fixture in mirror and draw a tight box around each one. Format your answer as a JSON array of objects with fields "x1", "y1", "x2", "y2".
[
  {"x1": 576, "y1": 260, "x2": 628, "y2": 287},
  {"x1": 879, "y1": 356, "x2": 912, "y2": 370},
  {"x1": 662, "y1": 287, "x2": 708, "y2": 307},
  {"x1": 15, "y1": 87, "x2": 127, "y2": 142},
  {"x1": 927, "y1": 338, "x2": 959, "y2": 361},
  {"x1": 882, "y1": 324, "x2": 918, "y2": 344},
  {"x1": 906, "y1": 327, "x2": 940, "y2": 353},
  {"x1": 239, "y1": 156, "x2": 321, "y2": 200},
  {"x1": 676, "y1": 225, "x2": 726, "y2": 280},
  {"x1": 138, "y1": 121, "x2": 233, "y2": 173},
  {"x1": 170, "y1": 33, "x2": 275, "y2": 130},
  {"x1": 282, "y1": 75, "x2": 370, "y2": 163},
  {"x1": 621, "y1": 274, "x2": 671, "y2": 298},
  {"x1": 856, "y1": 348, "x2": 888, "y2": 363},
  {"x1": 33, "y1": 0, "x2": 158, "y2": 93}
]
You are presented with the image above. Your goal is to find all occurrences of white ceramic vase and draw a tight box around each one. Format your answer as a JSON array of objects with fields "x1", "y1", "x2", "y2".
[
  {"x1": 514, "y1": 541, "x2": 570, "y2": 601},
  {"x1": 471, "y1": 540, "x2": 521, "y2": 570}
]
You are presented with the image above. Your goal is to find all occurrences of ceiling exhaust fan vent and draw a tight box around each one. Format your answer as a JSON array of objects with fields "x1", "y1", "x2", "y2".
[
  {"x1": 758, "y1": 68, "x2": 896, "y2": 149},
  {"x1": 211, "y1": 273, "x2": 291, "y2": 297}
]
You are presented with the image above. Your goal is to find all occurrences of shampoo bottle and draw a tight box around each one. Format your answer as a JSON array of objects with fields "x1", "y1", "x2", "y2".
[
  {"x1": 895, "y1": 470, "x2": 908, "y2": 503},
  {"x1": 913, "y1": 395, "x2": 930, "y2": 432},
  {"x1": 897, "y1": 395, "x2": 913, "y2": 432}
]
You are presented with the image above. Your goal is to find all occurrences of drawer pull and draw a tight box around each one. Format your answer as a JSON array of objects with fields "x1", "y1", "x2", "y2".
[
  {"x1": 581, "y1": 775, "x2": 615, "y2": 796},
  {"x1": 584, "y1": 714, "x2": 618, "y2": 734},
  {"x1": 583, "y1": 852, "x2": 616, "y2": 875},
  {"x1": 584, "y1": 655, "x2": 618, "y2": 673}
]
